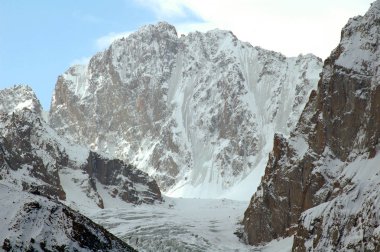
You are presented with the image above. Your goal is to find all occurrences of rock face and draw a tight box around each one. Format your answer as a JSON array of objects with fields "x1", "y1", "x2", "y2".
[
  {"x1": 243, "y1": 1, "x2": 380, "y2": 250},
  {"x1": 84, "y1": 152, "x2": 162, "y2": 204},
  {"x1": 0, "y1": 108, "x2": 67, "y2": 200},
  {"x1": 50, "y1": 22, "x2": 322, "y2": 197},
  {"x1": 0, "y1": 85, "x2": 162, "y2": 207},
  {"x1": 0, "y1": 184, "x2": 136, "y2": 252},
  {"x1": 0, "y1": 86, "x2": 68, "y2": 200}
]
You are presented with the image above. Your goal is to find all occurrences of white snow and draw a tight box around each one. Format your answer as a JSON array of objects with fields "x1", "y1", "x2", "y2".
[
  {"x1": 290, "y1": 135, "x2": 309, "y2": 158},
  {"x1": 14, "y1": 99, "x2": 33, "y2": 112},
  {"x1": 0, "y1": 184, "x2": 84, "y2": 251},
  {"x1": 59, "y1": 167, "x2": 101, "y2": 211},
  {"x1": 257, "y1": 236, "x2": 294, "y2": 252},
  {"x1": 62, "y1": 64, "x2": 90, "y2": 99},
  {"x1": 0, "y1": 183, "x2": 130, "y2": 251},
  {"x1": 83, "y1": 196, "x2": 293, "y2": 252}
]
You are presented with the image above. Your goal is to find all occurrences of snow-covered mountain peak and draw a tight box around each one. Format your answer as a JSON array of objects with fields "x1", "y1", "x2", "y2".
[
  {"x1": 108, "y1": 21, "x2": 179, "y2": 57},
  {"x1": 0, "y1": 85, "x2": 42, "y2": 115},
  {"x1": 136, "y1": 21, "x2": 178, "y2": 37},
  {"x1": 50, "y1": 22, "x2": 322, "y2": 199}
]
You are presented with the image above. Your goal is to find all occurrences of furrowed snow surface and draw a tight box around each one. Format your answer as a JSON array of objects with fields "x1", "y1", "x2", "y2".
[
  {"x1": 84, "y1": 196, "x2": 293, "y2": 252},
  {"x1": 60, "y1": 168, "x2": 292, "y2": 251}
]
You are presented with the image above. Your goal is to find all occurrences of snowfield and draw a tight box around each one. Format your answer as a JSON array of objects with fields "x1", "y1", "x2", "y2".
[{"x1": 82, "y1": 196, "x2": 292, "y2": 252}]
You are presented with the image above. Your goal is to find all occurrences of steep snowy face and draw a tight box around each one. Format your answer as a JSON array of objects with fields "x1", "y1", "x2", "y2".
[
  {"x1": 50, "y1": 22, "x2": 322, "y2": 197},
  {"x1": 243, "y1": 1, "x2": 380, "y2": 250},
  {"x1": 0, "y1": 85, "x2": 162, "y2": 209}
]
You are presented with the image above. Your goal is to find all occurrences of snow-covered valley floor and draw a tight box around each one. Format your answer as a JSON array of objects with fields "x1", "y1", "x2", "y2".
[{"x1": 85, "y1": 196, "x2": 293, "y2": 252}]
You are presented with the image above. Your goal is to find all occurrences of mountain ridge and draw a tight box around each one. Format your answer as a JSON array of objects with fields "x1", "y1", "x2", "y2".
[{"x1": 49, "y1": 21, "x2": 323, "y2": 199}]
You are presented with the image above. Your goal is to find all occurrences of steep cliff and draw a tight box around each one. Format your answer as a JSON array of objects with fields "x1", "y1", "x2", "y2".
[
  {"x1": 50, "y1": 22, "x2": 322, "y2": 198},
  {"x1": 243, "y1": 1, "x2": 380, "y2": 250}
]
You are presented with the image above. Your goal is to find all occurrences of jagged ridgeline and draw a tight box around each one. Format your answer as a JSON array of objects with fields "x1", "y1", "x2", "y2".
[
  {"x1": 243, "y1": 1, "x2": 380, "y2": 251},
  {"x1": 50, "y1": 22, "x2": 322, "y2": 198}
]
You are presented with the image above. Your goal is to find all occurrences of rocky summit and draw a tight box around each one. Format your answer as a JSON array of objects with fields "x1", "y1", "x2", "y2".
[
  {"x1": 50, "y1": 22, "x2": 322, "y2": 198},
  {"x1": 243, "y1": 1, "x2": 380, "y2": 251}
]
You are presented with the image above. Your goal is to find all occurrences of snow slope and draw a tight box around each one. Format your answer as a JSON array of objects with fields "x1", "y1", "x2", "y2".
[
  {"x1": 0, "y1": 184, "x2": 135, "y2": 251},
  {"x1": 50, "y1": 22, "x2": 322, "y2": 200}
]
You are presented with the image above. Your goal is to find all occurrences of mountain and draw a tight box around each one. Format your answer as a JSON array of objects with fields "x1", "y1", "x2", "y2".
[
  {"x1": 0, "y1": 85, "x2": 162, "y2": 209},
  {"x1": 243, "y1": 1, "x2": 380, "y2": 250},
  {"x1": 0, "y1": 184, "x2": 136, "y2": 252},
  {"x1": 49, "y1": 22, "x2": 322, "y2": 199}
]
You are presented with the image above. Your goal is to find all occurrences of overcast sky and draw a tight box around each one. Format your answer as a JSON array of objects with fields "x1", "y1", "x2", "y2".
[{"x1": 0, "y1": 0, "x2": 373, "y2": 109}]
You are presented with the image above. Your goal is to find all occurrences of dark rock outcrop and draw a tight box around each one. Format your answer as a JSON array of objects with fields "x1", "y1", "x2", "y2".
[
  {"x1": 242, "y1": 133, "x2": 325, "y2": 245},
  {"x1": 84, "y1": 151, "x2": 162, "y2": 204},
  {"x1": 0, "y1": 109, "x2": 67, "y2": 200}
]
